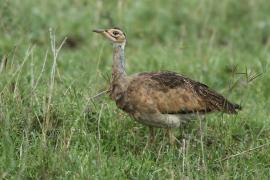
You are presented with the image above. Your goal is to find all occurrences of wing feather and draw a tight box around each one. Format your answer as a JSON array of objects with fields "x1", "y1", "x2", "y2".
[{"x1": 127, "y1": 71, "x2": 241, "y2": 115}]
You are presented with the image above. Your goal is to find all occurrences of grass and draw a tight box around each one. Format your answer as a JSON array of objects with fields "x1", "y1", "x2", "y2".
[{"x1": 0, "y1": 0, "x2": 270, "y2": 179}]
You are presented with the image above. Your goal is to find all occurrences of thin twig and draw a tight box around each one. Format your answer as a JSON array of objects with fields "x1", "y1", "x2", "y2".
[
  {"x1": 33, "y1": 50, "x2": 49, "y2": 91},
  {"x1": 0, "y1": 46, "x2": 33, "y2": 94},
  {"x1": 97, "y1": 103, "x2": 104, "y2": 167},
  {"x1": 43, "y1": 29, "x2": 66, "y2": 144},
  {"x1": 90, "y1": 89, "x2": 110, "y2": 100},
  {"x1": 220, "y1": 143, "x2": 270, "y2": 161},
  {"x1": 0, "y1": 55, "x2": 7, "y2": 73},
  {"x1": 199, "y1": 114, "x2": 207, "y2": 176}
]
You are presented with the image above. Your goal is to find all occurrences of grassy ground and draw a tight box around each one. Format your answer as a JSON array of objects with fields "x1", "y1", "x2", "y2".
[{"x1": 1, "y1": 0, "x2": 270, "y2": 179}]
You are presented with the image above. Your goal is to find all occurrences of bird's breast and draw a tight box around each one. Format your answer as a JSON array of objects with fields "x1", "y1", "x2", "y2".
[{"x1": 110, "y1": 82, "x2": 136, "y2": 115}]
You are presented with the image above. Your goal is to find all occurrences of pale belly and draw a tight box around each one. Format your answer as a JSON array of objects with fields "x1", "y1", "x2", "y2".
[{"x1": 133, "y1": 113, "x2": 194, "y2": 128}]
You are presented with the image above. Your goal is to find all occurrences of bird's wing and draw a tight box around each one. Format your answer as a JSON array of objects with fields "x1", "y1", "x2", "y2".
[{"x1": 126, "y1": 71, "x2": 241, "y2": 115}]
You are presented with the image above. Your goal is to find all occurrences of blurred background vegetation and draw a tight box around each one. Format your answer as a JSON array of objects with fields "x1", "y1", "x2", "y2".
[{"x1": 0, "y1": 0, "x2": 270, "y2": 179}]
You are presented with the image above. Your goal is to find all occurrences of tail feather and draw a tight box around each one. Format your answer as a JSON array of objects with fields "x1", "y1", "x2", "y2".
[
  {"x1": 233, "y1": 103, "x2": 242, "y2": 110},
  {"x1": 192, "y1": 80, "x2": 242, "y2": 114},
  {"x1": 222, "y1": 100, "x2": 242, "y2": 114},
  {"x1": 199, "y1": 87, "x2": 242, "y2": 114}
]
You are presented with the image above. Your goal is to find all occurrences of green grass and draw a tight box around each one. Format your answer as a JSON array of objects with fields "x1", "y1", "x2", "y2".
[{"x1": 1, "y1": 0, "x2": 270, "y2": 179}]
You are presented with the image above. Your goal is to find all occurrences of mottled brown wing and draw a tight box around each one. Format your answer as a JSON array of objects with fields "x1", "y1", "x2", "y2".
[{"x1": 127, "y1": 71, "x2": 241, "y2": 115}]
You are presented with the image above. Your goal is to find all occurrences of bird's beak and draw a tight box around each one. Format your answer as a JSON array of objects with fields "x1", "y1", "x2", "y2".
[
  {"x1": 92, "y1": 28, "x2": 117, "y2": 42},
  {"x1": 93, "y1": 29, "x2": 105, "y2": 33}
]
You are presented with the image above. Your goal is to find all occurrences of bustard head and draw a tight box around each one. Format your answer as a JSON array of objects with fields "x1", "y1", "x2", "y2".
[{"x1": 93, "y1": 27, "x2": 126, "y2": 44}]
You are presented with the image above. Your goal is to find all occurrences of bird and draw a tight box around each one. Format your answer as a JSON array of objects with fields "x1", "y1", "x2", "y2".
[{"x1": 93, "y1": 27, "x2": 241, "y2": 144}]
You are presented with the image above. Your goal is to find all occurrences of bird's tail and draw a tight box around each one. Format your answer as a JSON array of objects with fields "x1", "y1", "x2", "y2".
[
  {"x1": 233, "y1": 103, "x2": 242, "y2": 110},
  {"x1": 223, "y1": 101, "x2": 242, "y2": 114}
]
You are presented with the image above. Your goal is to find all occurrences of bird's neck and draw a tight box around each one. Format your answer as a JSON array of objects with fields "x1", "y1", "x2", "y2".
[{"x1": 112, "y1": 42, "x2": 126, "y2": 81}]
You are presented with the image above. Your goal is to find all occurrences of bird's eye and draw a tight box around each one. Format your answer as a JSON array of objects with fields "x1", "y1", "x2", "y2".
[{"x1": 113, "y1": 31, "x2": 119, "y2": 36}]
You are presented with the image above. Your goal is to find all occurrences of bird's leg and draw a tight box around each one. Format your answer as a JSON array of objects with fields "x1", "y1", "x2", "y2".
[
  {"x1": 148, "y1": 126, "x2": 155, "y2": 144},
  {"x1": 143, "y1": 127, "x2": 155, "y2": 151},
  {"x1": 166, "y1": 128, "x2": 176, "y2": 145}
]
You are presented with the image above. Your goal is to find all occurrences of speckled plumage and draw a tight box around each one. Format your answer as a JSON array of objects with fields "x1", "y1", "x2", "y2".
[
  {"x1": 110, "y1": 71, "x2": 241, "y2": 128},
  {"x1": 93, "y1": 27, "x2": 241, "y2": 143}
]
